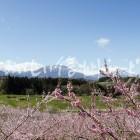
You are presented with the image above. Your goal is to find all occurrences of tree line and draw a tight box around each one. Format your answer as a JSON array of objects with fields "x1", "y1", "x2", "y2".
[
  {"x1": 0, "y1": 76, "x2": 91, "y2": 95},
  {"x1": 0, "y1": 75, "x2": 139, "y2": 97}
]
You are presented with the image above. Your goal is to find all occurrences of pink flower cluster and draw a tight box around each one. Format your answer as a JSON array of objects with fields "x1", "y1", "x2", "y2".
[{"x1": 51, "y1": 81, "x2": 81, "y2": 108}]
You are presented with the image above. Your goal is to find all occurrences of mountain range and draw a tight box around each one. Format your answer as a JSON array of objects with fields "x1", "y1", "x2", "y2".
[{"x1": 0, "y1": 65, "x2": 133, "y2": 80}]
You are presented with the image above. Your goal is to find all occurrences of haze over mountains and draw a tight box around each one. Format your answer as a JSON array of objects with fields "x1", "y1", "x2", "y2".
[{"x1": 0, "y1": 65, "x2": 133, "y2": 80}]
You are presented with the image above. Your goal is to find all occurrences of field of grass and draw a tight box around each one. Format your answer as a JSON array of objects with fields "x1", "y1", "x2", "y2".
[
  {"x1": 0, "y1": 94, "x2": 68, "y2": 112},
  {"x1": 0, "y1": 94, "x2": 124, "y2": 112}
]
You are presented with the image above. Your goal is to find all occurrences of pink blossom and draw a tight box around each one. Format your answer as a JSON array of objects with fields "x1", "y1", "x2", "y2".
[{"x1": 71, "y1": 98, "x2": 81, "y2": 107}]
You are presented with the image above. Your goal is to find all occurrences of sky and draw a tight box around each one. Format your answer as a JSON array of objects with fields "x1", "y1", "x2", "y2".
[{"x1": 0, "y1": 0, "x2": 140, "y2": 74}]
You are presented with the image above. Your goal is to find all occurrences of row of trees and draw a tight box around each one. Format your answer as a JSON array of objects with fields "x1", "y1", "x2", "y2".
[
  {"x1": 0, "y1": 76, "x2": 90, "y2": 95},
  {"x1": 0, "y1": 75, "x2": 138, "y2": 96}
]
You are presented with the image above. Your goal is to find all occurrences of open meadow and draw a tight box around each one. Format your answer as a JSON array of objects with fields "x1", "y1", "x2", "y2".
[{"x1": 0, "y1": 94, "x2": 123, "y2": 111}]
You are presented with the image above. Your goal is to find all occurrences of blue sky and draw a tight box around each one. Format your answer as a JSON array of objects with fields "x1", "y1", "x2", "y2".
[{"x1": 0, "y1": 0, "x2": 140, "y2": 74}]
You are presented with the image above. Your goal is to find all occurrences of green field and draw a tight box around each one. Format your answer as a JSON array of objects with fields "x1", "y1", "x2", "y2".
[{"x1": 0, "y1": 94, "x2": 124, "y2": 112}]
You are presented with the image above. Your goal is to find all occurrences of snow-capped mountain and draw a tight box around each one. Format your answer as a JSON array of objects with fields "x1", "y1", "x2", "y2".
[
  {"x1": 32, "y1": 65, "x2": 85, "y2": 79},
  {"x1": 0, "y1": 65, "x2": 135, "y2": 80},
  {"x1": 0, "y1": 65, "x2": 86, "y2": 79}
]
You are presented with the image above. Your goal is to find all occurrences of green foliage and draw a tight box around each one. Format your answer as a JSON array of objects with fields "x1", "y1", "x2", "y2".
[
  {"x1": 0, "y1": 76, "x2": 90, "y2": 95},
  {"x1": 98, "y1": 77, "x2": 111, "y2": 82},
  {"x1": 0, "y1": 76, "x2": 139, "y2": 97}
]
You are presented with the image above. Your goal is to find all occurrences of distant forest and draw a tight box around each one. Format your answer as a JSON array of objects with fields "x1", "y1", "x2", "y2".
[
  {"x1": 0, "y1": 76, "x2": 90, "y2": 95},
  {"x1": 0, "y1": 76, "x2": 139, "y2": 97}
]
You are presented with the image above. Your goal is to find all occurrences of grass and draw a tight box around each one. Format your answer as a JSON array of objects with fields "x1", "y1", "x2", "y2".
[{"x1": 0, "y1": 94, "x2": 125, "y2": 112}]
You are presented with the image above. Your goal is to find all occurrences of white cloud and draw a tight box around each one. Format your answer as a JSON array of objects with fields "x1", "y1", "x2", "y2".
[
  {"x1": 136, "y1": 58, "x2": 140, "y2": 65},
  {"x1": 96, "y1": 37, "x2": 110, "y2": 48},
  {"x1": 0, "y1": 60, "x2": 43, "y2": 72},
  {"x1": 100, "y1": 66, "x2": 126, "y2": 73},
  {"x1": 63, "y1": 57, "x2": 101, "y2": 75},
  {"x1": 63, "y1": 57, "x2": 127, "y2": 76},
  {"x1": 63, "y1": 57, "x2": 79, "y2": 69}
]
